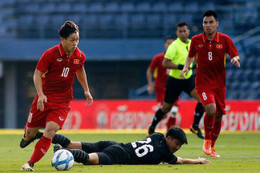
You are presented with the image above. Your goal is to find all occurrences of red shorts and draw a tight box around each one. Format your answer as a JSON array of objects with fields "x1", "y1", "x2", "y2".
[
  {"x1": 156, "y1": 91, "x2": 179, "y2": 107},
  {"x1": 26, "y1": 96, "x2": 70, "y2": 129},
  {"x1": 196, "y1": 88, "x2": 226, "y2": 115}
]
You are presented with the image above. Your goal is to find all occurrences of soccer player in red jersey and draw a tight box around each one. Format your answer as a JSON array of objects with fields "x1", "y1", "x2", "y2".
[
  {"x1": 146, "y1": 36, "x2": 181, "y2": 130},
  {"x1": 180, "y1": 10, "x2": 240, "y2": 158},
  {"x1": 20, "y1": 21, "x2": 93, "y2": 171}
]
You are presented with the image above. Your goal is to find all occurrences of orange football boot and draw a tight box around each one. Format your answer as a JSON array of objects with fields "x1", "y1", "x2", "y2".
[{"x1": 202, "y1": 140, "x2": 212, "y2": 155}]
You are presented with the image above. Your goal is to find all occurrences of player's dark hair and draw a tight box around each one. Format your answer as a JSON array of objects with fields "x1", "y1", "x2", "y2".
[
  {"x1": 59, "y1": 20, "x2": 79, "y2": 39},
  {"x1": 164, "y1": 36, "x2": 175, "y2": 42},
  {"x1": 203, "y1": 10, "x2": 218, "y2": 20},
  {"x1": 166, "y1": 127, "x2": 188, "y2": 144},
  {"x1": 176, "y1": 21, "x2": 188, "y2": 30}
]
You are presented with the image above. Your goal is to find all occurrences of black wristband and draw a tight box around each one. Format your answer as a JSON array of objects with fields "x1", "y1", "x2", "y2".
[{"x1": 177, "y1": 65, "x2": 184, "y2": 70}]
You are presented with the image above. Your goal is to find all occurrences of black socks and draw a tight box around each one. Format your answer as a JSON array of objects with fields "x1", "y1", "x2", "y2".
[
  {"x1": 68, "y1": 149, "x2": 89, "y2": 165},
  {"x1": 192, "y1": 102, "x2": 204, "y2": 129},
  {"x1": 52, "y1": 134, "x2": 71, "y2": 148},
  {"x1": 150, "y1": 108, "x2": 166, "y2": 129}
]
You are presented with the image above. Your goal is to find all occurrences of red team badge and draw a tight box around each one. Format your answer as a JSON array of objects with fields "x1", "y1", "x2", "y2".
[
  {"x1": 57, "y1": 58, "x2": 63, "y2": 62},
  {"x1": 216, "y1": 44, "x2": 223, "y2": 49},
  {"x1": 74, "y1": 59, "x2": 80, "y2": 64},
  {"x1": 198, "y1": 44, "x2": 204, "y2": 48}
]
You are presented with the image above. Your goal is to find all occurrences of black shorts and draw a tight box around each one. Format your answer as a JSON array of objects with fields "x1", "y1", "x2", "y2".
[
  {"x1": 97, "y1": 144, "x2": 131, "y2": 165},
  {"x1": 164, "y1": 76, "x2": 195, "y2": 104}
]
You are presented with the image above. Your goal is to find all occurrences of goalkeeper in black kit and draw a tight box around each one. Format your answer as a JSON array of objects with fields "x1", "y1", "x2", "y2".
[{"x1": 48, "y1": 127, "x2": 210, "y2": 165}]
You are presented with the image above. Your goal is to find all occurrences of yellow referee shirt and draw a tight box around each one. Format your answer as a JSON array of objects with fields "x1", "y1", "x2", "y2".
[{"x1": 165, "y1": 38, "x2": 192, "y2": 79}]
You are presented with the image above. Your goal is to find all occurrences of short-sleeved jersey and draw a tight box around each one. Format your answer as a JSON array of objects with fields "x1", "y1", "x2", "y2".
[
  {"x1": 165, "y1": 38, "x2": 192, "y2": 79},
  {"x1": 188, "y1": 32, "x2": 239, "y2": 90},
  {"x1": 36, "y1": 43, "x2": 86, "y2": 103},
  {"x1": 122, "y1": 133, "x2": 177, "y2": 165},
  {"x1": 149, "y1": 52, "x2": 168, "y2": 92}
]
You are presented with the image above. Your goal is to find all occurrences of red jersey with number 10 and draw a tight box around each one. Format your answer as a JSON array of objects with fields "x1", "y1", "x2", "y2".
[
  {"x1": 36, "y1": 43, "x2": 86, "y2": 103},
  {"x1": 188, "y1": 32, "x2": 239, "y2": 90}
]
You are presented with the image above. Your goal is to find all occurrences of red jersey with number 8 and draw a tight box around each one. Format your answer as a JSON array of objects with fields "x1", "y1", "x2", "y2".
[
  {"x1": 36, "y1": 43, "x2": 86, "y2": 103},
  {"x1": 188, "y1": 32, "x2": 239, "y2": 90}
]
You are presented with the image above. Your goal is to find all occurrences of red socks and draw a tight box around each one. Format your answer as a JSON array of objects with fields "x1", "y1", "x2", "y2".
[
  {"x1": 204, "y1": 114, "x2": 214, "y2": 140},
  {"x1": 211, "y1": 121, "x2": 222, "y2": 147},
  {"x1": 28, "y1": 136, "x2": 52, "y2": 163}
]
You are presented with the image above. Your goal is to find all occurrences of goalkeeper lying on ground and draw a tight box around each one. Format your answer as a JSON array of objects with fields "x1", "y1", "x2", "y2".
[{"x1": 22, "y1": 127, "x2": 210, "y2": 165}]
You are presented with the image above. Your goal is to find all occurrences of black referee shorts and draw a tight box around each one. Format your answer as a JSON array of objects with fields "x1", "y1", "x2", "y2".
[{"x1": 164, "y1": 76, "x2": 195, "y2": 104}]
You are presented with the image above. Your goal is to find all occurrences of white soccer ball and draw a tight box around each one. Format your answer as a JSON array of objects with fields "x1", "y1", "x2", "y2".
[{"x1": 52, "y1": 149, "x2": 74, "y2": 171}]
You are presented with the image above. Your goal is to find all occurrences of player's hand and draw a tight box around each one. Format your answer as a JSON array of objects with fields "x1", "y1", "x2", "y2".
[
  {"x1": 147, "y1": 85, "x2": 154, "y2": 95},
  {"x1": 179, "y1": 67, "x2": 189, "y2": 79},
  {"x1": 198, "y1": 157, "x2": 211, "y2": 164},
  {"x1": 84, "y1": 91, "x2": 93, "y2": 107},
  {"x1": 231, "y1": 57, "x2": 240, "y2": 68},
  {"x1": 37, "y1": 94, "x2": 47, "y2": 111}
]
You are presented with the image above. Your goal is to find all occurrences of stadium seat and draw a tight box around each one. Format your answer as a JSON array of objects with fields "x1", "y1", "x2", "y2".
[
  {"x1": 26, "y1": 3, "x2": 40, "y2": 13},
  {"x1": 18, "y1": 15, "x2": 34, "y2": 27},
  {"x1": 230, "y1": 81, "x2": 240, "y2": 90},
  {"x1": 81, "y1": 15, "x2": 98, "y2": 29},
  {"x1": 89, "y1": 2, "x2": 103, "y2": 12},
  {"x1": 253, "y1": 70, "x2": 260, "y2": 81},
  {"x1": 245, "y1": 57, "x2": 256, "y2": 69},
  {"x1": 114, "y1": 15, "x2": 127, "y2": 28},
  {"x1": 243, "y1": 69, "x2": 254, "y2": 82},
  {"x1": 130, "y1": 14, "x2": 146, "y2": 29},
  {"x1": 99, "y1": 14, "x2": 114, "y2": 29},
  {"x1": 50, "y1": 15, "x2": 65, "y2": 29},
  {"x1": 152, "y1": 2, "x2": 166, "y2": 12},
  {"x1": 167, "y1": 2, "x2": 183, "y2": 12},
  {"x1": 72, "y1": 3, "x2": 87, "y2": 13},
  {"x1": 184, "y1": 2, "x2": 199, "y2": 12},
  {"x1": 36, "y1": 15, "x2": 49, "y2": 28},
  {"x1": 135, "y1": 2, "x2": 151, "y2": 12},
  {"x1": 56, "y1": 3, "x2": 71, "y2": 12},
  {"x1": 250, "y1": 81, "x2": 260, "y2": 90},
  {"x1": 201, "y1": 2, "x2": 216, "y2": 11},
  {"x1": 66, "y1": 15, "x2": 81, "y2": 25},
  {"x1": 42, "y1": 2, "x2": 55, "y2": 13},
  {"x1": 232, "y1": 69, "x2": 243, "y2": 81},
  {"x1": 164, "y1": 14, "x2": 177, "y2": 27},
  {"x1": 104, "y1": 2, "x2": 119, "y2": 12},
  {"x1": 178, "y1": 14, "x2": 193, "y2": 25},
  {"x1": 146, "y1": 14, "x2": 162, "y2": 29},
  {"x1": 240, "y1": 81, "x2": 250, "y2": 90},
  {"x1": 121, "y1": 2, "x2": 134, "y2": 12}
]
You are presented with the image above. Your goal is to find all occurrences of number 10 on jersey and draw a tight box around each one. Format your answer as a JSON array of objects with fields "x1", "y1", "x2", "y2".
[{"x1": 61, "y1": 67, "x2": 70, "y2": 77}]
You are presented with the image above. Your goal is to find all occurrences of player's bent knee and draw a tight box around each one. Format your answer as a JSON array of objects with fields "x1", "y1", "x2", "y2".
[
  {"x1": 205, "y1": 104, "x2": 216, "y2": 116},
  {"x1": 161, "y1": 103, "x2": 172, "y2": 113}
]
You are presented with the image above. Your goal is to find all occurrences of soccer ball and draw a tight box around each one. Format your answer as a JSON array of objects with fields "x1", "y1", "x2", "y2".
[{"x1": 52, "y1": 149, "x2": 74, "y2": 171}]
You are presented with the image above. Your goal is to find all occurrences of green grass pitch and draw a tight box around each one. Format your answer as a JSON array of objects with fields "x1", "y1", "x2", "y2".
[{"x1": 0, "y1": 131, "x2": 259, "y2": 173}]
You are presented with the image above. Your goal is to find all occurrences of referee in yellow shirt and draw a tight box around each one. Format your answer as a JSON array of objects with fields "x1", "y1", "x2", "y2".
[{"x1": 148, "y1": 21, "x2": 204, "y2": 139}]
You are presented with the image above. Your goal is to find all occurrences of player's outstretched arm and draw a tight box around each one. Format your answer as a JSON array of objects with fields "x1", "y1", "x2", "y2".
[
  {"x1": 76, "y1": 67, "x2": 93, "y2": 106},
  {"x1": 230, "y1": 56, "x2": 240, "y2": 68},
  {"x1": 176, "y1": 157, "x2": 210, "y2": 164}
]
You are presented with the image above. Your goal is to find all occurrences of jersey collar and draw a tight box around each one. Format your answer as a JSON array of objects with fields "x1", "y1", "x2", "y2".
[
  {"x1": 58, "y1": 43, "x2": 81, "y2": 58},
  {"x1": 176, "y1": 37, "x2": 190, "y2": 45},
  {"x1": 202, "y1": 32, "x2": 219, "y2": 43}
]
